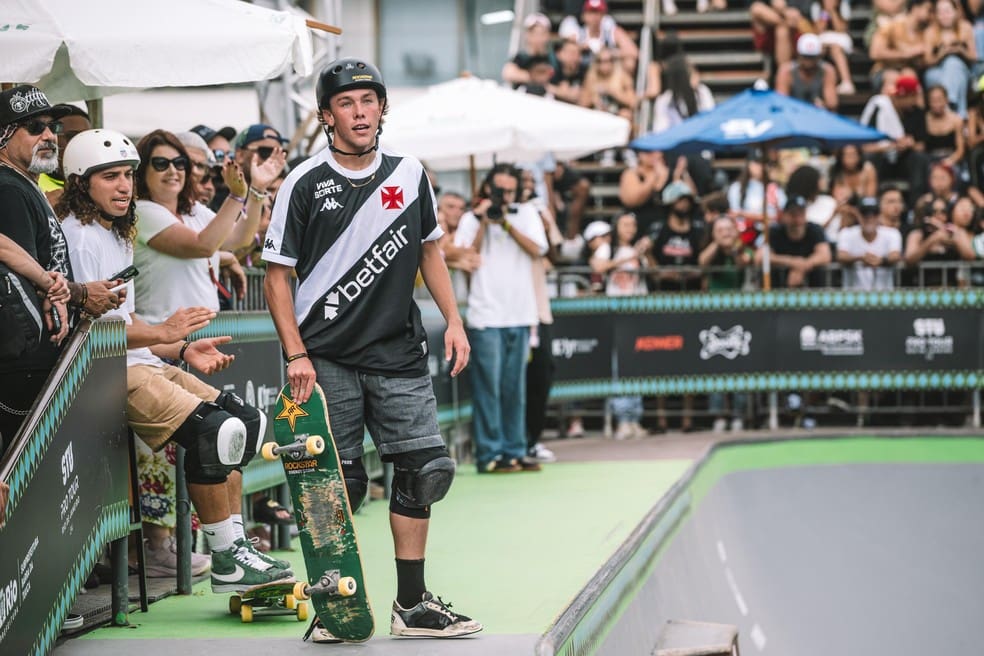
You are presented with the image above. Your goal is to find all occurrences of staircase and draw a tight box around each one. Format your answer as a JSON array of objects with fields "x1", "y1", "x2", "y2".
[{"x1": 541, "y1": 0, "x2": 876, "y2": 223}]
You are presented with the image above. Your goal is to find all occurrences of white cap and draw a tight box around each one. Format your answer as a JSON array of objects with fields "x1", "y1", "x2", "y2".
[
  {"x1": 583, "y1": 220, "x2": 611, "y2": 241},
  {"x1": 523, "y1": 12, "x2": 551, "y2": 30},
  {"x1": 797, "y1": 33, "x2": 822, "y2": 57}
]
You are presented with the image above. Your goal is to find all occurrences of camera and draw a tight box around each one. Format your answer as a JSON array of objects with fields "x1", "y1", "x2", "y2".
[{"x1": 486, "y1": 185, "x2": 506, "y2": 221}]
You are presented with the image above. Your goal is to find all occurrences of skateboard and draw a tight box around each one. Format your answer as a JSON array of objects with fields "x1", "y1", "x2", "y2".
[
  {"x1": 264, "y1": 382, "x2": 374, "y2": 642},
  {"x1": 228, "y1": 579, "x2": 308, "y2": 623}
]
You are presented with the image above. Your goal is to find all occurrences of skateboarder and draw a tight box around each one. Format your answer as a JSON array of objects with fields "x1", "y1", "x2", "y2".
[{"x1": 263, "y1": 58, "x2": 482, "y2": 642}]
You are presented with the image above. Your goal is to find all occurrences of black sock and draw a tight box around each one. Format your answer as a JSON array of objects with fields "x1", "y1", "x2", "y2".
[{"x1": 395, "y1": 558, "x2": 426, "y2": 608}]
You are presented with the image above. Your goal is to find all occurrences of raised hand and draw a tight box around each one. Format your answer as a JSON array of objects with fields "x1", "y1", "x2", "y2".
[
  {"x1": 184, "y1": 336, "x2": 235, "y2": 375},
  {"x1": 159, "y1": 306, "x2": 216, "y2": 343}
]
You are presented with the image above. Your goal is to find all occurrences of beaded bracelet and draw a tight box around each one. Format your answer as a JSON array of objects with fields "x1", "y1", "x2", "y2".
[{"x1": 248, "y1": 186, "x2": 269, "y2": 202}]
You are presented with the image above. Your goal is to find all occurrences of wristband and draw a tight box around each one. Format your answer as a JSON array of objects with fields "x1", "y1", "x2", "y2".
[
  {"x1": 79, "y1": 283, "x2": 88, "y2": 308},
  {"x1": 286, "y1": 352, "x2": 309, "y2": 364},
  {"x1": 503, "y1": 221, "x2": 512, "y2": 233},
  {"x1": 178, "y1": 340, "x2": 191, "y2": 361},
  {"x1": 248, "y1": 186, "x2": 269, "y2": 201},
  {"x1": 227, "y1": 192, "x2": 247, "y2": 204}
]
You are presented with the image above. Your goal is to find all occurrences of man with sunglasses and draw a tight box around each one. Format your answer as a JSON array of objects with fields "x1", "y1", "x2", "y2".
[
  {"x1": 233, "y1": 124, "x2": 288, "y2": 194},
  {"x1": 39, "y1": 104, "x2": 91, "y2": 207},
  {"x1": 0, "y1": 85, "x2": 120, "y2": 449}
]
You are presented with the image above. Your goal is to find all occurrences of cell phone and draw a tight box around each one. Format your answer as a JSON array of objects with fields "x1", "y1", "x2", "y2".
[{"x1": 109, "y1": 265, "x2": 139, "y2": 283}]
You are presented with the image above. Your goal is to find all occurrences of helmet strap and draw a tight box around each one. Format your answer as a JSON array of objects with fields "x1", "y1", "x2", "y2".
[{"x1": 324, "y1": 124, "x2": 381, "y2": 158}]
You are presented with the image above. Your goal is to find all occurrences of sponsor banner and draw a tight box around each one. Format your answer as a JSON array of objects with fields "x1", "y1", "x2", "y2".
[
  {"x1": 616, "y1": 313, "x2": 774, "y2": 377},
  {"x1": 777, "y1": 309, "x2": 978, "y2": 372},
  {"x1": 203, "y1": 341, "x2": 285, "y2": 441},
  {"x1": 551, "y1": 314, "x2": 614, "y2": 380},
  {"x1": 0, "y1": 354, "x2": 128, "y2": 655}
]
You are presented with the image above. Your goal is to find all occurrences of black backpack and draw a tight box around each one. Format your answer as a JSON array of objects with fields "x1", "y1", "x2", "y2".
[{"x1": 0, "y1": 263, "x2": 44, "y2": 359}]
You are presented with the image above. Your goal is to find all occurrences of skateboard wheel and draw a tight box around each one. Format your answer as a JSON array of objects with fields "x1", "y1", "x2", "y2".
[
  {"x1": 229, "y1": 595, "x2": 242, "y2": 615},
  {"x1": 240, "y1": 604, "x2": 253, "y2": 623},
  {"x1": 296, "y1": 602, "x2": 308, "y2": 621},
  {"x1": 285, "y1": 594, "x2": 297, "y2": 610},
  {"x1": 338, "y1": 576, "x2": 357, "y2": 597},
  {"x1": 261, "y1": 442, "x2": 279, "y2": 461},
  {"x1": 305, "y1": 435, "x2": 325, "y2": 455},
  {"x1": 293, "y1": 580, "x2": 310, "y2": 601}
]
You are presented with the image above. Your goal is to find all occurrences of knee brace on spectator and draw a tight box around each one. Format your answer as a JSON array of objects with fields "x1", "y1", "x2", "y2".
[
  {"x1": 171, "y1": 401, "x2": 247, "y2": 485},
  {"x1": 340, "y1": 457, "x2": 368, "y2": 513},
  {"x1": 214, "y1": 391, "x2": 265, "y2": 467},
  {"x1": 389, "y1": 446, "x2": 455, "y2": 519}
]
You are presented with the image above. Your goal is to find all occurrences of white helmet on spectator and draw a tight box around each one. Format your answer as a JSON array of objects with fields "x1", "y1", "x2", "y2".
[{"x1": 63, "y1": 129, "x2": 140, "y2": 179}]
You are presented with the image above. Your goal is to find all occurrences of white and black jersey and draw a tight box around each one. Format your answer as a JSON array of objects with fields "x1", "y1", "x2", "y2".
[{"x1": 262, "y1": 146, "x2": 441, "y2": 377}]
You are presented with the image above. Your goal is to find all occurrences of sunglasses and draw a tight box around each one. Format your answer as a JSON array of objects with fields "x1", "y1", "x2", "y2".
[
  {"x1": 20, "y1": 119, "x2": 63, "y2": 136},
  {"x1": 150, "y1": 156, "x2": 188, "y2": 172},
  {"x1": 212, "y1": 149, "x2": 227, "y2": 164},
  {"x1": 246, "y1": 146, "x2": 275, "y2": 162}
]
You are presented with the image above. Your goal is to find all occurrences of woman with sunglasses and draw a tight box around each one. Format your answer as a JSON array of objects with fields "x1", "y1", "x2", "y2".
[{"x1": 130, "y1": 129, "x2": 288, "y2": 576}]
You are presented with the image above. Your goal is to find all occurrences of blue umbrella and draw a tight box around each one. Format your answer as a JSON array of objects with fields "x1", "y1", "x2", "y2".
[{"x1": 630, "y1": 86, "x2": 886, "y2": 153}]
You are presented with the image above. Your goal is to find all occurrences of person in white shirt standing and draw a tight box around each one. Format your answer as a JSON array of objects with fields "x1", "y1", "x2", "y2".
[
  {"x1": 836, "y1": 196, "x2": 903, "y2": 290},
  {"x1": 454, "y1": 164, "x2": 548, "y2": 473}
]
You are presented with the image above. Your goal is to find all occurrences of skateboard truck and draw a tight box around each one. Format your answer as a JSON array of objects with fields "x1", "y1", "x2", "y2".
[
  {"x1": 292, "y1": 569, "x2": 357, "y2": 601},
  {"x1": 261, "y1": 434, "x2": 326, "y2": 460}
]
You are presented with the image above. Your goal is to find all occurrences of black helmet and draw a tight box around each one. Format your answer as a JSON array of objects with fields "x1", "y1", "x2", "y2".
[{"x1": 316, "y1": 58, "x2": 386, "y2": 109}]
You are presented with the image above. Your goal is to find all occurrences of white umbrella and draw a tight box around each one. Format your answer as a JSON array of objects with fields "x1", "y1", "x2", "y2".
[
  {"x1": 382, "y1": 77, "x2": 631, "y2": 171},
  {"x1": 0, "y1": 0, "x2": 315, "y2": 102}
]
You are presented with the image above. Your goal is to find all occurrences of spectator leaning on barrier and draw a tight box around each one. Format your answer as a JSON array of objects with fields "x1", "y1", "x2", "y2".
[
  {"x1": 56, "y1": 128, "x2": 287, "y2": 589},
  {"x1": 262, "y1": 57, "x2": 480, "y2": 641},
  {"x1": 455, "y1": 164, "x2": 548, "y2": 473},
  {"x1": 837, "y1": 196, "x2": 904, "y2": 290},
  {"x1": 757, "y1": 195, "x2": 832, "y2": 288},
  {"x1": 0, "y1": 85, "x2": 120, "y2": 450}
]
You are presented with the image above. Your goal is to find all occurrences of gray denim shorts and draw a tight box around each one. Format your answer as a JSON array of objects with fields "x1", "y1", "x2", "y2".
[{"x1": 311, "y1": 356, "x2": 444, "y2": 460}]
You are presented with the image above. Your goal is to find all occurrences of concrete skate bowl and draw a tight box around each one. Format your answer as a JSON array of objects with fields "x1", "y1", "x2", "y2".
[{"x1": 537, "y1": 435, "x2": 984, "y2": 656}]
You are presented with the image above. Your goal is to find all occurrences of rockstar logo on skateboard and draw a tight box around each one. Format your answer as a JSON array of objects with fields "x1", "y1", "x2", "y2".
[{"x1": 276, "y1": 394, "x2": 309, "y2": 431}]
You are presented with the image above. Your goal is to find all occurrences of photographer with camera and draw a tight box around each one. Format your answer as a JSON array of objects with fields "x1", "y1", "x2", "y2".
[{"x1": 454, "y1": 164, "x2": 548, "y2": 473}]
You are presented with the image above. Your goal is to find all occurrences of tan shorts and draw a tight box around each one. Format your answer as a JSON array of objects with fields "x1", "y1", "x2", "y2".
[{"x1": 127, "y1": 364, "x2": 219, "y2": 451}]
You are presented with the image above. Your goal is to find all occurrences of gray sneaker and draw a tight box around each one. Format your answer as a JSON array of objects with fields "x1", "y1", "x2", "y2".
[
  {"x1": 236, "y1": 537, "x2": 292, "y2": 573},
  {"x1": 210, "y1": 542, "x2": 292, "y2": 593},
  {"x1": 391, "y1": 592, "x2": 483, "y2": 637}
]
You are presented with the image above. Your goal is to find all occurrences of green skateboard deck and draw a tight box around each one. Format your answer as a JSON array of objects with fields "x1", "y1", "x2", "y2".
[
  {"x1": 229, "y1": 580, "x2": 308, "y2": 623},
  {"x1": 266, "y1": 383, "x2": 374, "y2": 642}
]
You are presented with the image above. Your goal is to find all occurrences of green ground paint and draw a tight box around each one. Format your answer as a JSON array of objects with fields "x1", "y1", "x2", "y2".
[{"x1": 79, "y1": 460, "x2": 690, "y2": 640}]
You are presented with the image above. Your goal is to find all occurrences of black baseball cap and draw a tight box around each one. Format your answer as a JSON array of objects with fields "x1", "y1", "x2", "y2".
[
  {"x1": 0, "y1": 85, "x2": 72, "y2": 128},
  {"x1": 190, "y1": 124, "x2": 237, "y2": 144},
  {"x1": 784, "y1": 195, "x2": 808, "y2": 212},
  {"x1": 859, "y1": 196, "x2": 879, "y2": 214}
]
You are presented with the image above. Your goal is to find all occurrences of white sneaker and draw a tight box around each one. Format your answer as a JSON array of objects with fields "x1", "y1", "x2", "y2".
[
  {"x1": 630, "y1": 422, "x2": 648, "y2": 438},
  {"x1": 599, "y1": 149, "x2": 616, "y2": 168},
  {"x1": 697, "y1": 0, "x2": 710, "y2": 12},
  {"x1": 712, "y1": 418, "x2": 727, "y2": 433},
  {"x1": 730, "y1": 418, "x2": 744, "y2": 432},
  {"x1": 614, "y1": 422, "x2": 633, "y2": 440},
  {"x1": 529, "y1": 443, "x2": 557, "y2": 463},
  {"x1": 663, "y1": 0, "x2": 679, "y2": 15},
  {"x1": 566, "y1": 418, "x2": 585, "y2": 438},
  {"x1": 836, "y1": 80, "x2": 856, "y2": 95}
]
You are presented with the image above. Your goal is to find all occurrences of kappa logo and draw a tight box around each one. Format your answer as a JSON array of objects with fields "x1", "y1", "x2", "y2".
[
  {"x1": 720, "y1": 118, "x2": 773, "y2": 140},
  {"x1": 264, "y1": 238, "x2": 275, "y2": 250},
  {"x1": 321, "y1": 196, "x2": 344, "y2": 211},
  {"x1": 381, "y1": 186, "x2": 404, "y2": 210}
]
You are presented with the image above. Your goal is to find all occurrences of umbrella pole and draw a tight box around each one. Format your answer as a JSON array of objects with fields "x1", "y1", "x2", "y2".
[
  {"x1": 469, "y1": 154, "x2": 477, "y2": 199},
  {"x1": 760, "y1": 149, "x2": 772, "y2": 292},
  {"x1": 85, "y1": 98, "x2": 104, "y2": 129}
]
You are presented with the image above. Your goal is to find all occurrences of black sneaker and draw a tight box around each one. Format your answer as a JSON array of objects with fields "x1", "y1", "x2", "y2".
[{"x1": 390, "y1": 592, "x2": 483, "y2": 637}]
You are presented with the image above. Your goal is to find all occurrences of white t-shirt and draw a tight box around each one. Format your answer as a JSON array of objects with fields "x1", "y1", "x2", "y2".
[
  {"x1": 727, "y1": 179, "x2": 786, "y2": 220},
  {"x1": 806, "y1": 194, "x2": 839, "y2": 242},
  {"x1": 61, "y1": 214, "x2": 162, "y2": 368},
  {"x1": 836, "y1": 224, "x2": 902, "y2": 290},
  {"x1": 593, "y1": 242, "x2": 647, "y2": 296},
  {"x1": 652, "y1": 85, "x2": 715, "y2": 134},
  {"x1": 454, "y1": 202, "x2": 548, "y2": 329},
  {"x1": 859, "y1": 94, "x2": 904, "y2": 141},
  {"x1": 134, "y1": 200, "x2": 221, "y2": 324},
  {"x1": 558, "y1": 15, "x2": 618, "y2": 54}
]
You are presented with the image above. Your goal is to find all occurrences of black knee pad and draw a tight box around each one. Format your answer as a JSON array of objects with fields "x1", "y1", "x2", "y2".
[
  {"x1": 340, "y1": 457, "x2": 368, "y2": 513},
  {"x1": 214, "y1": 391, "x2": 265, "y2": 466},
  {"x1": 172, "y1": 401, "x2": 247, "y2": 485},
  {"x1": 390, "y1": 446, "x2": 455, "y2": 518}
]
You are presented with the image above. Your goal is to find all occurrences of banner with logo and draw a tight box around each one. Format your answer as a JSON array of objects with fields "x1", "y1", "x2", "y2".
[
  {"x1": 551, "y1": 314, "x2": 614, "y2": 381},
  {"x1": 616, "y1": 312, "x2": 774, "y2": 377}
]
